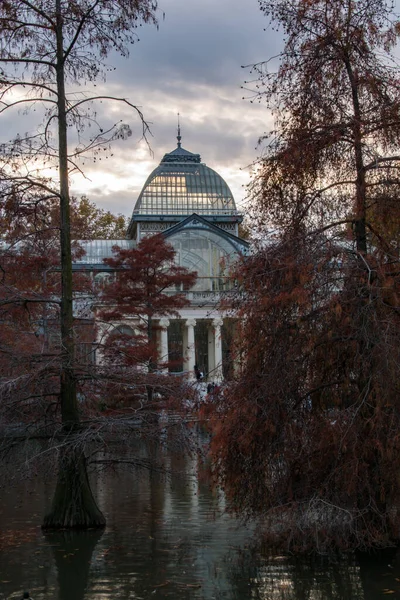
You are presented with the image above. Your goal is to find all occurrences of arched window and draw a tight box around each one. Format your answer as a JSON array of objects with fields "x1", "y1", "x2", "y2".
[
  {"x1": 109, "y1": 324, "x2": 135, "y2": 337},
  {"x1": 94, "y1": 272, "x2": 113, "y2": 289},
  {"x1": 168, "y1": 229, "x2": 239, "y2": 291}
]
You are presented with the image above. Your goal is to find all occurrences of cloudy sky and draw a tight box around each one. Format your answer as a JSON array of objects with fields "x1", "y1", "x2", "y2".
[{"x1": 66, "y1": 0, "x2": 282, "y2": 218}]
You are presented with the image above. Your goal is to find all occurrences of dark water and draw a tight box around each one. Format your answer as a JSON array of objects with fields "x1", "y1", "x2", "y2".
[{"x1": 1, "y1": 448, "x2": 400, "y2": 600}]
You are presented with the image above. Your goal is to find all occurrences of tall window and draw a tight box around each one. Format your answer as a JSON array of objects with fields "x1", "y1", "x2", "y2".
[{"x1": 168, "y1": 229, "x2": 238, "y2": 292}]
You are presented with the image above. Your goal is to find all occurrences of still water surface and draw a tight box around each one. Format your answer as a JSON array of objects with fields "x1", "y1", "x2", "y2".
[{"x1": 1, "y1": 448, "x2": 400, "y2": 600}]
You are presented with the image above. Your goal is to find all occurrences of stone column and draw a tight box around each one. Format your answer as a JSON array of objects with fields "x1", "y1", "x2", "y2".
[
  {"x1": 158, "y1": 318, "x2": 170, "y2": 369},
  {"x1": 213, "y1": 318, "x2": 223, "y2": 381},
  {"x1": 182, "y1": 324, "x2": 189, "y2": 371},
  {"x1": 185, "y1": 318, "x2": 197, "y2": 376},
  {"x1": 208, "y1": 323, "x2": 215, "y2": 377}
]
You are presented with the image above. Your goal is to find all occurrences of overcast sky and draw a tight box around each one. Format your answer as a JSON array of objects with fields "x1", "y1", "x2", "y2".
[{"x1": 66, "y1": 0, "x2": 282, "y2": 218}]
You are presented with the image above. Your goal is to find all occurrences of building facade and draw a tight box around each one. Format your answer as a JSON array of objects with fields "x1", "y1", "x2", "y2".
[{"x1": 75, "y1": 136, "x2": 248, "y2": 380}]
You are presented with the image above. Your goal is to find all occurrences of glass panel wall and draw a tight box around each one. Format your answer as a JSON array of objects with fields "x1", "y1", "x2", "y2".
[{"x1": 168, "y1": 229, "x2": 239, "y2": 292}]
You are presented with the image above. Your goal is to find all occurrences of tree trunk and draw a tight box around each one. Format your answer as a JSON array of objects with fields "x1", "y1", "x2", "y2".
[
  {"x1": 43, "y1": 0, "x2": 105, "y2": 529},
  {"x1": 147, "y1": 315, "x2": 154, "y2": 403},
  {"x1": 56, "y1": 0, "x2": 78, "y2": 429},
  {"x1": 43, "y1": 447, "x2": 106, "y2": 529},
  {"x1": 345, "y1": 56, "x2": 367, "y2": 254}
]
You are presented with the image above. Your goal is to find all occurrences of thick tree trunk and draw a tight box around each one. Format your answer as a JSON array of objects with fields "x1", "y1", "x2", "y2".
[
  {"x1": 43, "y1": 1, "x2": 105, "y2": 529},
  {"x1": 42, "y1": 447, "x2": 106, "y2": 529},
  {"x1": 56, "y1": 0, "x2": 78, "y2": 429}
]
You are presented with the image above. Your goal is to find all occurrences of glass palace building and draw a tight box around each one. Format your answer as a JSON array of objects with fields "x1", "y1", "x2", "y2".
[{"x1": 76, "y1": 135, "x2": 248, "y2": 380}]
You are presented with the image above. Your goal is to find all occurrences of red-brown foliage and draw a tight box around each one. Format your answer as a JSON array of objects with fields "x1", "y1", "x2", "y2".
[
  {"x1": 211, "y1": 236, "x2": 400, "y2": 551},
  {"x1": 99, "y1": 234, "x2": 197, "y2": 372},
  {"x1": 209, "y1": 0, "x2": 400, "y2": 550}
]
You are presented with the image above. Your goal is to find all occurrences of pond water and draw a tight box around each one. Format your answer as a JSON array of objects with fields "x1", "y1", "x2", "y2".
[{"x1": 1, "y1": 446, "x2": 400, "y2": 600}]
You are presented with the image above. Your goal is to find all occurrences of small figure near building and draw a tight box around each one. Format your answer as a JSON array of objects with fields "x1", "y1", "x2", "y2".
[{"x1": 194, "y1": 364, "x2": 203, "y2": 381}]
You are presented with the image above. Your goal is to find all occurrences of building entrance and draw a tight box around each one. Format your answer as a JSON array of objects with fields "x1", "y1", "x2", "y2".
[
  {"x1": 168, "y1": 320, "x2": 184, "y2": 372},
  {"x1": 195, "y1": 321, "x2": 209, "y2": 379}
]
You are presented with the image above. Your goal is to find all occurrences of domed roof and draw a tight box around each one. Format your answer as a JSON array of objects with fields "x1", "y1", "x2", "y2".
[{"x1": 132, "y1": 140, "x2": 237, "y2": 217}]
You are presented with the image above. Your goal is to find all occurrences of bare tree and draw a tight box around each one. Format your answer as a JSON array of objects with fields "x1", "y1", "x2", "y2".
[{"x1": 0, "y1": 0, "x2": 158, "y2": 528}]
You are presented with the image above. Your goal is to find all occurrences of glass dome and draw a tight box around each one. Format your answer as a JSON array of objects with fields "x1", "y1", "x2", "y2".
[{"x1": 132, "y1": 146, "x2": 237, "y2": 217}]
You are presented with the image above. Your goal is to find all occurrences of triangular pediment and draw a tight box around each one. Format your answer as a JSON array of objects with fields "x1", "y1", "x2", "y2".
[{"x1": 163, "y1": 213, "x2": 249, "y2": 253}]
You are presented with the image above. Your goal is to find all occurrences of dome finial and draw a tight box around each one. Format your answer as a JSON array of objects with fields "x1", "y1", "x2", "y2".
[{"x1": 177, "y1": 112, "x2": 181, "y2": 148}]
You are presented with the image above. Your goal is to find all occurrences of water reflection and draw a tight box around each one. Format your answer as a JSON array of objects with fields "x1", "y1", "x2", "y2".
[
  {"x1": 1, "y1": 445, "x2": 400, "y2": 599},
  {"x1": 241, "y1": 553, "x2": 365, "y2": 600},
  {"x1": 46, "y1": 531, "x2": 104, "y2": 600}
]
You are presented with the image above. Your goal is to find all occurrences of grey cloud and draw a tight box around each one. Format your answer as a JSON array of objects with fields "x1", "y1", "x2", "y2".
[
  {"x1": 2, "y1": 0, "x2": 281, "y2": 218},
  {"x1": 107, "y1": 0, "x2": 281, "y2": 89}
]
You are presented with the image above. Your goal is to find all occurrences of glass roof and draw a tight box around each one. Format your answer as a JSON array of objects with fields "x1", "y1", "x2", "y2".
[
  {"x1": 132, "y1": 146, "x2": 237, "y2": 217},
  {"x1": 74, "y1": 240, "x2": 134, "y2": 264}
]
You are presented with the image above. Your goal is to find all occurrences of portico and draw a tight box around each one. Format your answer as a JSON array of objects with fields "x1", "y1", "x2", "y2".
[{"x1": 156, "y1": 315, "x2": 225, "y2": 381}]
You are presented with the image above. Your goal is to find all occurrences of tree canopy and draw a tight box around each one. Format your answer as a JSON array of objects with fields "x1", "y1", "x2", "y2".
[
  {"x1": 249, "y1": 0, "x2": 400, "y2": 247},
  {"x1": 210, "y1": 0, "x2": 400, "y2": 551},
  {"x1": 71, "y1": 197, "x2": 129, "y2": 240}
]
